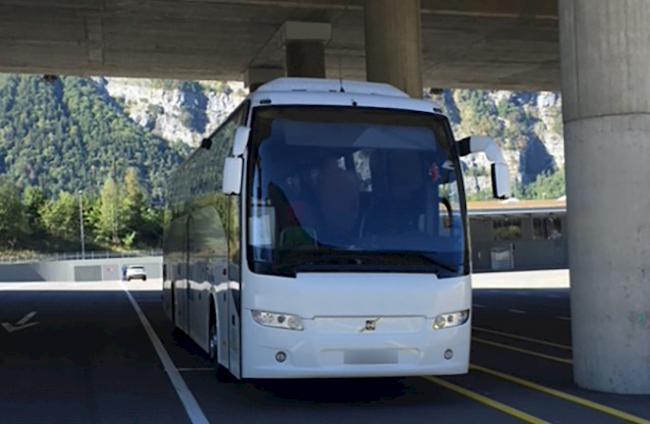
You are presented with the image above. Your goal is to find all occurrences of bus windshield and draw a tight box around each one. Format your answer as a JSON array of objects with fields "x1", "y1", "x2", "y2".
[{"x1": 247, "y1": 106, "x2": 467, "y2": 278}]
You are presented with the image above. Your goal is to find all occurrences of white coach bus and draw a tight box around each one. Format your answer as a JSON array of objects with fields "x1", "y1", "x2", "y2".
[{"x1": 162, "y1": 78, "x2": 510, "y2": 380}]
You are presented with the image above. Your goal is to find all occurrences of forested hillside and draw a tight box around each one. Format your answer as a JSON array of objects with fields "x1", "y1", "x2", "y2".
[
  {"x1": 0, "y1": 75, "x2": 191, "y2": 201},
  {"x1": 0, "y1": 73, "x2": 566, "y2": 255}
]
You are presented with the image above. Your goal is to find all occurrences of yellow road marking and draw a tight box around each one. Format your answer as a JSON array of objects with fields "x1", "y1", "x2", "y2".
[
  {"x1": 473, "y1": 326, "x2": 572, "y2": 351},
  {"x1": 473, "y1": 336, "x2": 573, "y2": 365},
  {"x1": 423, "y1": 376, "x2": 549, "y2": 424},
  {"x1": 471, "y1": 365, "x2": 650, "y2": 424}
]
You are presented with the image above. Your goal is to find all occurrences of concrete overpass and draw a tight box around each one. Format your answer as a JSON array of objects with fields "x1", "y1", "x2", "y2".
[
  {"x1": 1, "y1": 0, "x2": 649, "y2": 394},
  {"x1": 0, "y1": 0, "x2": 559, "y2": 90}
]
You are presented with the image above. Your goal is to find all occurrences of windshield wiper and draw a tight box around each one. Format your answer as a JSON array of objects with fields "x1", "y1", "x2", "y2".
[
  {"x1": 271, "y1": 250, "x2": 458, "y2": 277},
  {"x1": 379, "y1": 251, "x2": 458, "y2": 274},
  {"x1": 272, "y1": 253, "x2": 369, "y2": 276}
]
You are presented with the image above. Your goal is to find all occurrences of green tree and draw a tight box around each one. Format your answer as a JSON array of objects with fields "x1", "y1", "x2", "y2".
[
  {"x1": 0, "y1": 178, "x2": 26, "y2": 248},
  {"x1": 23, "y1": 186, "x2": 46, "y2": 237},
  {"x1": 41, "y1": 192, "x2": 79, "y2": 244},
  {"x1": 98, "y1": 176, "x2": 121, "y2": 245},
  {"x1": 139, "y1": 206, "x2": 164, "y2": 247},
  {"x1": 0, "y1": 74, "x2": 189, "y2": 202},
  {"x1": 524, "y1": 169, "x2": 566, "y2": 200},
  {"x1": 122, "y1": 167, "x2": 146, "y2": 241},
  {"x1": 84, "y1": 194, "x2": 102, "y2": 246}
]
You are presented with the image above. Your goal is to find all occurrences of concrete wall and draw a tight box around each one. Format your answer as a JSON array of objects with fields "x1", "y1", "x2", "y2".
[{"x1": 0, "y1": 256, "x2": 162, "y2": 282}]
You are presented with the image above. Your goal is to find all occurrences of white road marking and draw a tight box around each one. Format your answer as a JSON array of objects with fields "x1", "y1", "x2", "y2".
[
  {"x1": 473, "y1": 304, "x2": 486, "y2": 308},
  {"x1": 508, "y1": 309, "x2": 526, "y2": 314},
  {"x1": 119, "y1": 281, "x2": 209, "y2": 424},
  {"x1": 2, "y1": 311, "x2": 39, "y2": 333},
  {"x1": 556, "y1": 316, "x2": 571, "y2": 321}
]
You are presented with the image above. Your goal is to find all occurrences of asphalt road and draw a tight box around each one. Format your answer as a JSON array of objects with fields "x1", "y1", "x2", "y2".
[{"x1": 0, "y1": 279, "x2": 649, "y2": 424}]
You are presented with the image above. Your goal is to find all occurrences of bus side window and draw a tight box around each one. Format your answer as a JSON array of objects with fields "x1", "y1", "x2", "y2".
[{"x1": 206, "y1": 102, "x2": 247, "y2": 281}]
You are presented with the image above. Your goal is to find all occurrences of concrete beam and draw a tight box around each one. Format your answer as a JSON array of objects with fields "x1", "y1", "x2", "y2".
[
  {"x1": 0, "y1": 0, "x2": 560, "y2": 89},
  {"x1": 84, "y1": 13, "x2": 104, "y2": 65},
  {"x1": 185, "y1": 0, "x2": 558, "y2": 19},
  {"x1": 282, "y1": 21, "x2": 332, "y2": 42}
]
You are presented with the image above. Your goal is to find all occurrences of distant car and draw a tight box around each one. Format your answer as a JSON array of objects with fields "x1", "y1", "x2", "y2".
[{"x1": 125, "y1": 265, "x2": 147, "y2": 281}]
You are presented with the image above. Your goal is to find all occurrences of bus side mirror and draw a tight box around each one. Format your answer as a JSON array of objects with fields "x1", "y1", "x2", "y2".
[
  {"x1": 222, "y1": 157, "x2": 243, "y2": 195},
  {"x1": 458, "y1": 136, "x2": 511, "y2": 199},
  {"x1": 232, "y1": 126, "x2": 250, "y2": 157}
]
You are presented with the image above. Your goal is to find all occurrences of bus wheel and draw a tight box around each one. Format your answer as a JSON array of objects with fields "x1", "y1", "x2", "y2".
[
  {"x1": 170, "y1": 283, "x2": 176, "y2": 327},
  {"x1": 209, "y1": 320, "x2": 234, "y2": 383}
]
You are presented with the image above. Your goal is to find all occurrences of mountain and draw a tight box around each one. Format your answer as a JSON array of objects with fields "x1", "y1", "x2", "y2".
[
  {"x1": 106, "y1": 78, "x2": 564, "y2": 198},
  {"x1": 435, "y1": 89, "x2": 564, "y2": 198},
  {"x1": 0, "y1": 74, "x2": 564, "y2": 202},
  {"x1": 0, "y1": 74, "x2": 193, "y2": 201},
  {"x1": 100, "y1": 78, "x2": 247, "y2": 148}
]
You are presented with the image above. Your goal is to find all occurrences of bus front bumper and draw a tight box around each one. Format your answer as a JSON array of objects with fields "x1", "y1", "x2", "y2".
[{"x1": 241, "y1": 312, "x2": 471, "y2": 379}]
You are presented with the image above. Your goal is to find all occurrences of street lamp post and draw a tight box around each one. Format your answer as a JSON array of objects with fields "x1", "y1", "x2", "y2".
[{"x1": 78, "y1": 190, "x2": 85, "y2": 260}]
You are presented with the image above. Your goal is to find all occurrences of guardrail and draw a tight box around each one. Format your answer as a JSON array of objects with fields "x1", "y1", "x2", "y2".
[{"x1": 0, "y1": 250, "x2": 162, "y2": 264}]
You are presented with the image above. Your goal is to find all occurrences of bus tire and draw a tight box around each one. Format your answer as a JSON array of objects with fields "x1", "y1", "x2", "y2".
[
  {"x1": 209, "y1": 318, "x2": 234, "y2": 383},
  {"x1": 170, "y1": 282, "x2": 176, "y2": 327}
]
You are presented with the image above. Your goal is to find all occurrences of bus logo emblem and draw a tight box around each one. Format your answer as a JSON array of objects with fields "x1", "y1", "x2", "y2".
[{"x1": 362, "y1": 318, "x2": 379, "y2": 332}]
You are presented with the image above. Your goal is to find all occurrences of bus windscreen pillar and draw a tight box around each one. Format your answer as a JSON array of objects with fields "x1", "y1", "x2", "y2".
[
  {"x1": 364, "y1": 0, "x2": 423, "y2": 98},
  {"x1": 283, "y1": 21, "x2": 331, "y2": 78},
  {"x1": 559, "y1": 0, "x2": 650, "y2": 394}
]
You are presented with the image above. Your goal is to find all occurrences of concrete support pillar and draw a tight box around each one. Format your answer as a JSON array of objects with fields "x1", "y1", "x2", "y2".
[
  {"x1": 283, "y1": 21, "x2": 330, "y2": 78},
  {"x1": 244, "y1": 22, "x2": 330, "y2": 87},
  {"x1": 244, "y1": 67, "x2": 284, "y2": 92},
  {"x1": 285, "y1": 40, "x2": 325, "y2": 78},
  {"x1": 364, "y1": 0, "x2": 423, "y2": 98},
  {"x1": 559, "y1": 0, "x2": 650, "y2": 394}
]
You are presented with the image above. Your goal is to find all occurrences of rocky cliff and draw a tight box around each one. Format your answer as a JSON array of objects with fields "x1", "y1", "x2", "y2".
[
  {"x1": 435, "y1": 89, "x2": 564, "y2": 197},
  {"x1": 102, "y1": 78, "x2": 565, "y2": 197},
  {"x1": 99, "y1": 78, "x2": 247, "y2": 148}
]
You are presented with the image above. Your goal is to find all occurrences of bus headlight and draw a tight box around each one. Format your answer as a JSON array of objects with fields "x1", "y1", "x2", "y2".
[
  {"x1": 252, "y1": 310, "x2": 304, "y2": 331},
  {"x1": 433, "y1": 310, "x2": 470, "y2": 330}
]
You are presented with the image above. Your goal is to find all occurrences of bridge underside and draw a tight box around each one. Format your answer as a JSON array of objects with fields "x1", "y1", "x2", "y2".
[{"x1": 0, "y1": 0, "x2": 558, "y2": 90}]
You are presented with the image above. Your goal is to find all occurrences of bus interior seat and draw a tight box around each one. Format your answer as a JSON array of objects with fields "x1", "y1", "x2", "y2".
[
  {"x1": 318, "y1": 157, "x2": 361, "y2": 238},
  {"x1": 361, "y1": 151, "x2": 426, "y2": 237}
]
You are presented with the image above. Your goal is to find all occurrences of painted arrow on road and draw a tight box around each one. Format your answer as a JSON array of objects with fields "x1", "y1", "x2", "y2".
[{"x1": 2, "y1": 311, "x2": 39, "y2": 333}]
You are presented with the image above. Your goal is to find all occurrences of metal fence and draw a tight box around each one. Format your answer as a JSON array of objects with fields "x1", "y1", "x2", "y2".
[{"x1": 0, "y1": 250, "x2": 162, "y2": 264}]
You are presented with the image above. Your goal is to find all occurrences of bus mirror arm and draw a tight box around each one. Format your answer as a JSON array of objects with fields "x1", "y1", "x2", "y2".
[{"x1": 457, "y1": 136, "x2": 511, "y2": 199}]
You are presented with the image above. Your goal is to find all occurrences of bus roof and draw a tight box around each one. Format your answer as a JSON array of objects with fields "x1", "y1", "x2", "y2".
[
  {"x1": 250, "y1": 78, "x2": 443, "y2": 115},
  {"x1": 256, "y1": 78, "x2": 410, "y2": 98}
]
